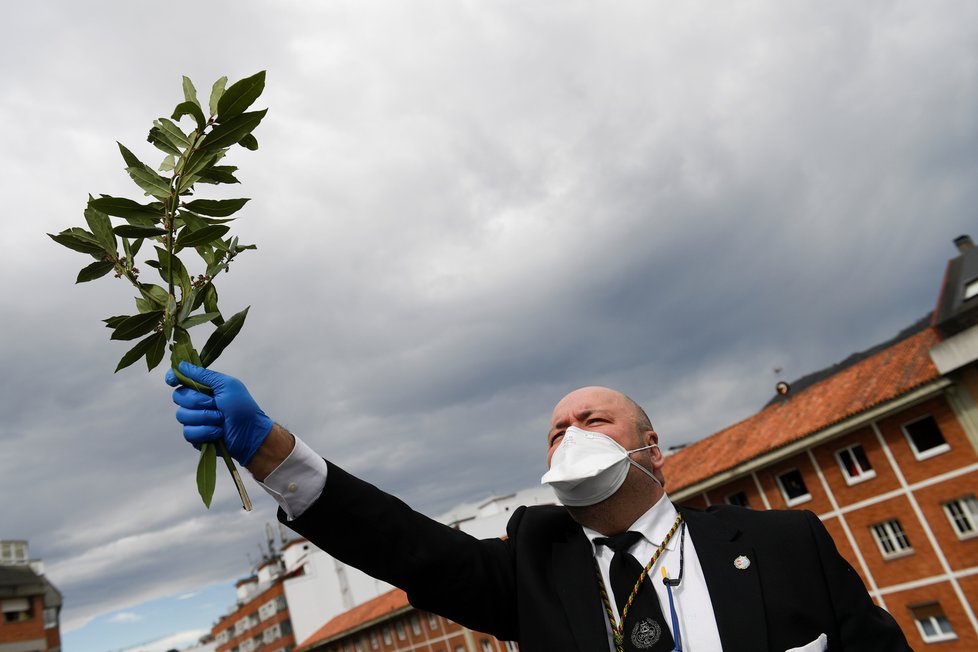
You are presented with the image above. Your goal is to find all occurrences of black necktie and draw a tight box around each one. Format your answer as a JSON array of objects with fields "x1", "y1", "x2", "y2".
[{"x1": 594, "y1": 531, "x2": 675, "y2": 652}]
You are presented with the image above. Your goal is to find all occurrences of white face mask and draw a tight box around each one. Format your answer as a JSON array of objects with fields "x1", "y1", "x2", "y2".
[{"x1": 541, "y1": 426, "x2": 662, "y2": 506}]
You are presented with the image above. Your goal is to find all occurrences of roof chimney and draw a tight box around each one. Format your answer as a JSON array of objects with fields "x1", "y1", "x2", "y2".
[{"x1": 953, "y1": 234, "x2": 973, "y2": 253}]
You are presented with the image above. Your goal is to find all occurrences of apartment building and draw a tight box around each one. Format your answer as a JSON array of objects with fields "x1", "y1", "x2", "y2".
[
  {"x1": 667, "y1": 236, "x2": 978, "y2": 649},
  {"x1": 0, "y1": 540, "x2": 62, "y2": 652}
]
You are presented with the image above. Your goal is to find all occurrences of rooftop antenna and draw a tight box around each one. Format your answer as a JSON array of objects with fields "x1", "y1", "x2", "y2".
[{"x1": 265, "y1": 523, "x2": 276, "y2": 558}]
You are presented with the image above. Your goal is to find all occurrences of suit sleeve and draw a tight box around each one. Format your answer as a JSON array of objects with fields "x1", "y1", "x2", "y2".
[
  {"x1": 281, "y1": 460, "x2": 520, "y2": 639},
  {"x1": 804, "y1": 511, "x2": 912, "y2": 651}
]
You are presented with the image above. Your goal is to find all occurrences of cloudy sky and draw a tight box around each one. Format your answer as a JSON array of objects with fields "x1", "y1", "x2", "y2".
[{"x1": 3, "y1": 1, "x2": 976, "y2": 650}]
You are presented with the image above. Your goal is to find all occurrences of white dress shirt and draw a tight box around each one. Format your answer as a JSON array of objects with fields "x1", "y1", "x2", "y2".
[
  {"x1": 261, "y1": 436, "x2": 723, "y2": 650},
  {"x1": 583, "y1": 496, "x2": 723, "y2": 651}
]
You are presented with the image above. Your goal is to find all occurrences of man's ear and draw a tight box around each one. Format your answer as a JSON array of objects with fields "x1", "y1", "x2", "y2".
[{"x1": 645, "y1": 429, "x2": 667, "y2": 487}]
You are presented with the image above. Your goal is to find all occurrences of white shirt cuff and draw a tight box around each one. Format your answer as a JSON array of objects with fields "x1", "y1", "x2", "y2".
[{"x1": 258, "y1": 434, "x2": 328, "y2": 520}]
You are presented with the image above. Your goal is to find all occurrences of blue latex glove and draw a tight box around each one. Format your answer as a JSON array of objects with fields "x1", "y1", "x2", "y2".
[{"x1": 165, "y1": 362, "x2": 274, "y2": 466}]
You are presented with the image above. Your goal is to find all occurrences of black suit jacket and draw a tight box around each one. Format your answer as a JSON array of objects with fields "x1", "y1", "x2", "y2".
[{"x1": 285, "y1": 462, "x2": 912, "y2": 651}]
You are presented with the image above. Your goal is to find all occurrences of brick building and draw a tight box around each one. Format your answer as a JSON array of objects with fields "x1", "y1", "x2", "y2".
[
  {"x1": 211, "y1": 558, "x2": 296, "y2": 652},
  {"x1": 294, "y1": 589, "x2": 518, "y2": 652},
  {"x1": 666, "y1": 236, "x2": 978, "y2": 649},
  {"x1": 0, "y1": 541, "x2": 62, "y2": 652}
]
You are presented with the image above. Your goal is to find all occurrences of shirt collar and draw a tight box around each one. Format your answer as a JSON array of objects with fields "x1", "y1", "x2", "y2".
[{"x1": 581, "y1": 493, "x2": 679, "y2": 555}]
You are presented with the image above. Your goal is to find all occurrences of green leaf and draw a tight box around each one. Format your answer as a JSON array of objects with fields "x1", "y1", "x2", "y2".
[
  {"x1": 180, "y1": 312, "x2": 221, "y2": 329},
  {"x1": 138, "y1": 283, "x2": 169, "y2": 307},
  {"x1": 145, "y1": 331, "x2": 166, "y2": 370},
  {"x1": 159, "y1": 154, "x2": 176, "y2": 172},
  {"x1": 126, "y1": 164, "x2": 172, "y2": 199},
  {"x1": 90, "y1": 196, "x2": 163, "y2": 224},
  {"x1": 184, "y1": 198, "x2": 250, "y2": 217},
  {"x1": 148, "y1": 126, "x2": 183, "y2": 157},
  {"x1": 201, "y1": 283, "x2": 223, "y2": 324},
  {"x1": 197, "y1": 442, "x2": 217, "y2": 508},
  {"x1": 156, "y1": 118, "x2": 192, "y2": 149},
  {"x1": 200, "y1": 306, "x2": 249, "y2": 367},
  {"x1": 117, "y1": 142, "x2": 144, "y2": 169},
  {"x1": 114, "y1": 225, "x2": 166, "y2": 238},
  {"x1": 110, "y1": 310, "x2": 164, "y2": 341},
  {"x1": 129, "y1": 236, "x2": 144, "y2": 258},
  {"x1": 84, "y1": 204, "x2": 117, "y2": 253},
  {"x1": 176, "y1": 224, "x2": 231, "y2": 249},
  {"x1": 48, "y1": 228, "x2": 105, "y2": 256},
  {"x1": 216, "y1": 71, "x2": 265, "y2": 122},
  {"x1": 115, "y1": 332, "x2": 165, "y2": 372},
  {"x1": 76, "y1": 260, "x2": 115, "y2": 283},
  {"x1": 154, "y1": 247, "x2": 192, "y2": 298},
  {"x1": 170, "y1": 328, "x2": 205, "y2": 388},
  {"x1": 172, "y1": 100, "x2": 206, "y2": 131},
  {"x1": 177, "y1": 211, "x2": 209, "y2": 231},
  {"x1": 199, "y1": 110, "x2": 266, "y2": 151},
  {"x1": 178, "y1": 150, "x2": 226, "y2": 194},
  {"x1": 196, "y1": 165, "x2": 240, "y2": 185},
  {"x1": 238, "y1": 134, "x2": 258, "y2": 151},
  {"x1": 182, "y1": 76, "x2": 200, "y2": 107},
  {"x1": 103, "y1": 315, "x2": 129, "y2": 329},
  {"x1": 209, "y1": 76, "x2": 228, "y2": 117}
]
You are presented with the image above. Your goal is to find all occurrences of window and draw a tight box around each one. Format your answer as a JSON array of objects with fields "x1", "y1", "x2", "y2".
[
  {"x1": 0, "y1": 541, "x2": 27, "y2": 565},
  {"x1": 383, "y1": 627, "x2": 392, "y2": 644},
  {"x1": 396, "y1": 621, "x2": 406, "y2": 640},
  {"x1": 2, "y1": 598, "x2": 33, "y2": 623},
  {"x1": 835, "y1": 444, "x2": 876, "y2": 484},
  {"x1": 428, "y1": 612, "x2": 439, "y2": 630},
  {"x1": 964, "y1": 277, "x2": 978, "y2": 301},
  {"x1": 480, "y1": 640, "x2": 492, "y2": 652},
  {"x1": 725, "y1": 491, "x2": 750, "y2": 508},
  {"x1": 370, "y1": 632, "x2": 379, "y2": 649},
  {"x1": 910, "y1": 603, "x2": 956, "y2": 643},
  {"x1": 411, "y1": 614, "x2": 421, "y2": 634},
  {"x1": 871, "y1": 519, "x2": 913, "y2": 558},
  {"x1": 903, "y1": 415, "x2": 950, "y2": 460},
  {"x1": 505, "y1": 642, "x2": 520, "y2": 651},
  {"x1": 776, "y1": 469, "x2": 811, "y2": 506},
  {"x1": 44, "y1": 607, "x2": 58, "y2": 629},
  {"x1": 943, "y1": 495, "x2": 978, "y2": 539}
]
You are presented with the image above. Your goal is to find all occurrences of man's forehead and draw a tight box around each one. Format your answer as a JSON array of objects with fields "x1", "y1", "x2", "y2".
[{"x1": 551, "y1": 386, "x2": 630, "y2": 420}]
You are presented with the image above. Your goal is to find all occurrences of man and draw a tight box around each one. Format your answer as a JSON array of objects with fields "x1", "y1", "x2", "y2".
[{"x1": 168, "y1": 363, "x2": 912, "y2": 651}]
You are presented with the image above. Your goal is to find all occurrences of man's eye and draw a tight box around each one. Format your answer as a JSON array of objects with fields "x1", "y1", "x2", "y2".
[
  {"x1": 550, "y1": 432, "x2": 565, "y2": 446},
  {"x1": 587, "y1": 418, "x2": 606, "y2": 425}
]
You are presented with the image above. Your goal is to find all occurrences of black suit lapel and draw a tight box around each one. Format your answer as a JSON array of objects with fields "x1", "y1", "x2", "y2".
[
  {"x1": 678, "y1": 507, "x2": 769, "y2": 652},
  {"x1": 552, "y1": 528, "x2": 611, "y2": 652}
]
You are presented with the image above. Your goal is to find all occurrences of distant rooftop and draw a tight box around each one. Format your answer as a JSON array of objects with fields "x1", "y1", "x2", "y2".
[{"x1": 665, "y1": 320, "x2": 942, "y2": 493}]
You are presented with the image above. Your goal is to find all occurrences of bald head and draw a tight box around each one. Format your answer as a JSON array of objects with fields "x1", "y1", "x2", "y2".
[{"x1": 550, "y1": 386, "x2": 653, "y2": 448}]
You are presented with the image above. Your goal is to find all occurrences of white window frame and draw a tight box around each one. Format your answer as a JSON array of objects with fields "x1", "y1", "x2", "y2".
[
  {"x1": 835, "y1": 443, "x2": 876, "y2": 485},
  {"x1": 902, "y1": 415, "x2": 951, "y2": 460},
  {"x1": 911, "y1": 604, "x2": 957, "y2": 643},
  {"x1": 775, "y1": 469, "x2": 812, "y2": 506},
  {"x1": 871, "y1": 519, "x2": 913, "y2": 559},
  {"x1": 943, "y1": 495, "x2": 978, "y2": 540}
]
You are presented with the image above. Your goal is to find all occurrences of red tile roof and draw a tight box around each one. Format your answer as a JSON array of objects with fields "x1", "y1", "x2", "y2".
[
  {"x1": 664, "y1": 326, "x2": 942, "y2": 493},
  {"x1": 296, "y1": 588, "x2": 410, "y2": 651}
]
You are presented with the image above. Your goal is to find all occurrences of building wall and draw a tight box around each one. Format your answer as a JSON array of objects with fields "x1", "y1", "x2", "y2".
[
  {"x1": 284, "y1": 546, "x2": 391, "y2": 645},
  {"x1": 213, "y1": 581, "x2": 295, "y2": 652},
  {"x1": 0, "y1": 594, "x2": 47, "y2": 651},
  {"x1": 681, "y1": 391, "x2": 978, "y2": 650},
  {"x1": 310, "y1": 609, "x2": 517, "y2": 652}
]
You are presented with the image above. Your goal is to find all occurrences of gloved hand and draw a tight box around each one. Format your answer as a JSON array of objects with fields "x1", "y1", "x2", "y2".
[{"x1": 165, "y1": 362, "x2": 274, "y2": 466}]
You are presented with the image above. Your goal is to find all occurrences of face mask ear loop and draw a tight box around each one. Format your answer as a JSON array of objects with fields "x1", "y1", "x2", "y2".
[{"x1": 626, "y1": 443, "x2": 664, "y2": 488}]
